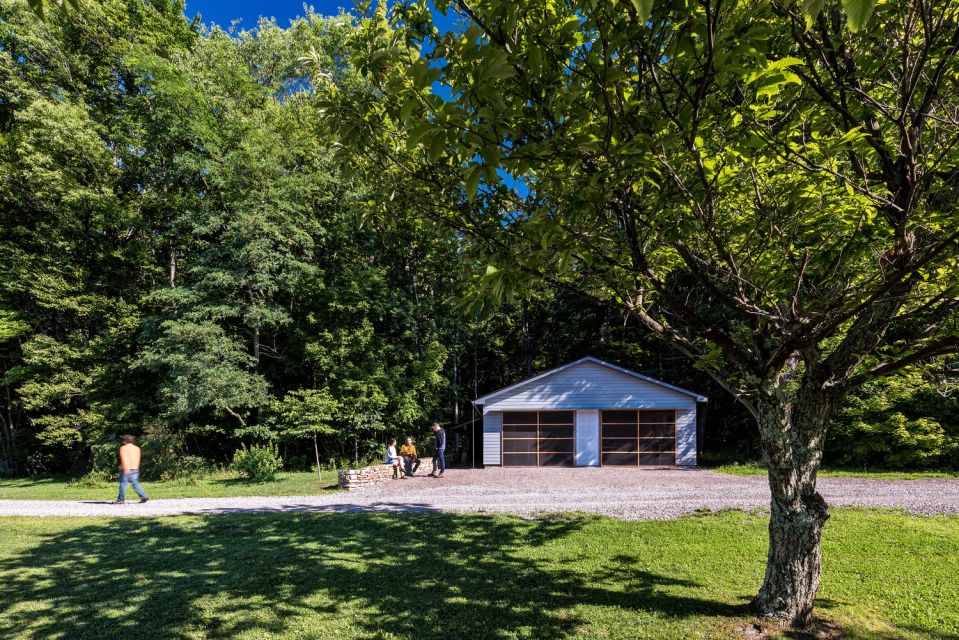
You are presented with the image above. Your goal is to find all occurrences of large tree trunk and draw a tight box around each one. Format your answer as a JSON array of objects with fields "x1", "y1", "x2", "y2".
[{"x1": 752, "y1": 392, "x2": 832, "y2": 627}]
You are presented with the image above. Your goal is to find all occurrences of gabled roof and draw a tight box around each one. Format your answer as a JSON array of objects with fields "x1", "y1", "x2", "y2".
[{"x1": 473, "y1": 356, "x2": 708, "y2": 404}]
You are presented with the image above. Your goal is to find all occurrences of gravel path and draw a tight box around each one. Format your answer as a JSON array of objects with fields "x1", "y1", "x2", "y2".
[{"x1": 1, "y1": 468, "x2": 957, "y2": 519}]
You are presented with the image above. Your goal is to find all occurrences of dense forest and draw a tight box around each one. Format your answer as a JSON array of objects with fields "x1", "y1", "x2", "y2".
[{"x1": 0, "y1": 0, "x2": 956, "y2": 478}]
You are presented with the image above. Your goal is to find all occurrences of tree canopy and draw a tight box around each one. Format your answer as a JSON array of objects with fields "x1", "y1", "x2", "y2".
[{"x1": 321, "y1": 0, "x2": 959, "y2": 626}]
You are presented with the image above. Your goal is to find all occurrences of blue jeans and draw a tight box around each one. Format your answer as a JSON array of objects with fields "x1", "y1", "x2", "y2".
[
  {"x1": 118, "y1": 470, "x2": 147, "y2": 501},
  {"x1": 433, "y1": 449, "x2": 446, "y2": 473},
  {"x1": 404, "y1": 456, "x2": 420, "y2": 476}
]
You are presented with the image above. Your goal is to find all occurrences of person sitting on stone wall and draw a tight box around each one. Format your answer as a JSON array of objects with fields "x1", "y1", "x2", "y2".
[
  {"x1": 399, "y1": 435, "x2": 420, "y2": 477},
  {"x1": 385, "y1": 438, "x2": 406, "y2": 479}
]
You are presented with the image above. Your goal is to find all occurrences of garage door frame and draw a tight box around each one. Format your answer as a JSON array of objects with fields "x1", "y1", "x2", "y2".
[
  {"x1": 501, "y1": 410, "x2": 575, "y2": 467},
  {"x1": 600, "y1": 409, "x2": 678, "y2": 466}
]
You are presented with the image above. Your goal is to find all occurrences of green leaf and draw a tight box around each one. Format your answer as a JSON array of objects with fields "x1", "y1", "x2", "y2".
[
  {"x1": 465, "y1": 164, "x2": 482, "y2": 201},
  {"x1": 428, "y1": 132, "x2": 446, "y2": 161},
  {"x1": 766, "y1": 57, "x2": 804, "y2": 72},
  {"x1": 842, "y1": 0, "x2": 877, "y2": 32},
  {"x1": 802, "y1": 0, "x2": 826, "y2": 30},
  {"x1": 630, "y1": 0, "x2": 654, "y2": 21}
]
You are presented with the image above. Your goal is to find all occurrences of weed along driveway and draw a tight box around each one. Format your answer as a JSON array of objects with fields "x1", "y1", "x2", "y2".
[{"x1": 1, "y1": 468, "x2": 957, "y2": 518}]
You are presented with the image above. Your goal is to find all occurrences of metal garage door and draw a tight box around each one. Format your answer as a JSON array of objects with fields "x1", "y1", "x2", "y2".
[
  {"x1": 501, "y1": 411, "x2": 574, "y2": 466},
  {"x1": 600, "y1": 410, "x2": 676, "y2": 466}
]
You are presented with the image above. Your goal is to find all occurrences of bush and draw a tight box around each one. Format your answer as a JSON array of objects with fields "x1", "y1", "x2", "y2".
[
  {"x1": 88, "y1": 443, "x2": 119, "y2": 481},
  {"x1": 231, "y1": 444, "x2": 282, "y2": 481},
  {"x1": 828, "y1": 373, "x2": 959, "y2": 469},
  {"x1": 139, "y1": 426, "x2": 188, "y2": 481},
  {"x1": 162, "y1": 455, "x2": 209, "y2": 482}
]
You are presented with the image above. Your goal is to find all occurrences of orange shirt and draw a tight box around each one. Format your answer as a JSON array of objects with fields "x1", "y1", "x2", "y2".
[{"x1": 119, "y1": 443, "x2": 141, "y2": 471}]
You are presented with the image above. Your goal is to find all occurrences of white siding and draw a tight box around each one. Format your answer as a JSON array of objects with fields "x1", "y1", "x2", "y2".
[
  {"x1": 482, "y1": 361, "x2": 697, "y2": 412},
  {"x1": 676, "y1": 409, "x2": 697, "y2": 466},
  {"x1": 575, "y1": 409, "x2": 600, "y2": 466},
  {"x1": 483, "y1": 411, "x2": 502, "y2": 465}
]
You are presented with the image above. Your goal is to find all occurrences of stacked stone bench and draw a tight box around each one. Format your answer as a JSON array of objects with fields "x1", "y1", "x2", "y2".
[{"x1": 338, "y1": 464, "x2": 396, "y2": 490}]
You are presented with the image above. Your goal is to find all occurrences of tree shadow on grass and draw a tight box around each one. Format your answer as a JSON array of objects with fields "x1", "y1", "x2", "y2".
[{"x1": 0, "y1": 513, "x2": 742, "y2": 640}]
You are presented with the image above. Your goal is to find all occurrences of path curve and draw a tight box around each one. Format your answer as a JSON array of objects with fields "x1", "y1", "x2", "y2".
[{"x1": 1, "y1": 468, "x2": 957, "y2": 519}]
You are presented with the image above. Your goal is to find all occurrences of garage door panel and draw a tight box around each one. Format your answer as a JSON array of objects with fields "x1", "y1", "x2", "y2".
[
  {"x1": 602, "y1": 452, "x2": 637, "y2": 465},
  {"x1": 503, "y1": 412, "x2": 538, "y2": 425},
  {"x1": 640, "y1": 452, "x2": 676, "y2": 466},
  {"x1": 538, "y1": 411, "x2": 574, "y2": 424},
  {"x1": 503, "y1": 453, "x2": 538, "y2": 466},
  {"x1": 503, "y1": 424, "x2": 537, "y2": 437},
  {"x1": 640, "y1": 424, "x2": 675, "y2": 438},
  {"x1": 602, "y1": 410, "x2": 637, "y2": 424},
  {"x1": 539, "y1": 439, "x2": 574, "y2": 453},
  {"x1": 639, "y1": 438, "x2": 676, "y2": 453},
  {"x1": 602, "y1": 423, "x2": 636, "y2": 438},
  {"x1": 503, "y1": 438, "x2": 538, "y2": 453},
  {"x1": 540, "y1": 424, "x2": 574, "y2": 438},
  {"x1": 601, "y1": 438, "x2": 637, "y2": 453},
  {"x1": 539, "y1": 453, "x2": 574, "y2": 466},
  {"x1": 640, "y1": 410, "x2": 675, "y2": 424}
]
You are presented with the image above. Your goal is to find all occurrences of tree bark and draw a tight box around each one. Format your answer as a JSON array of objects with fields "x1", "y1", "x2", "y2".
[{"x1": 752, "y1": 393, "x2": 832, "y2": 627}]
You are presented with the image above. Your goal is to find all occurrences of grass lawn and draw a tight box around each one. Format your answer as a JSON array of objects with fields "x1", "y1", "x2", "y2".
[
  {"x1": 0, "y1": 509, "x2": 955, "y2": 639},
  {"x1": 712, "y1": 462, "x2": 959, "y2": 480},
  {"x1": 0, "y1": 471, "x2": 339, "y2": 501}
]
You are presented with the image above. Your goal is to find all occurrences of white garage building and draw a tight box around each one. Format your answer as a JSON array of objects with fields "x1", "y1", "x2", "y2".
[{"x1": 473, "y1": 357, "x2": 706, "y2": 467}]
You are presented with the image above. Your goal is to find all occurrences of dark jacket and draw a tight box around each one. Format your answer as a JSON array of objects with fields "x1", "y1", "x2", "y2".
[{"x1": 434, "y1": 428, "x2": 446, "y2": 450}]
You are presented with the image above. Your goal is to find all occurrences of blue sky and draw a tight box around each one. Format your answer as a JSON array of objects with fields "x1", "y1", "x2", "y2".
[
  {"x1": 183, "y1": 0, "x2": 353, "y2": 29},
  {"x1": 182, "y1": 1, "x2": 463, "y2": 33}
]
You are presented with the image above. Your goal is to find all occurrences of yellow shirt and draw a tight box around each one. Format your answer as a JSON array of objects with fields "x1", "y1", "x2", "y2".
[
  {"x1": 119, "y1": 443, "x2": 141, "y2": 471},
  {"x1": 399, "y1": 443, "x2": 417, "y2": 457}
]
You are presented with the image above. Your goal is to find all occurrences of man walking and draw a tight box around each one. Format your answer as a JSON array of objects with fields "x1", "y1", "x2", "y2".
[
  {"x1": 429, "y1": 422, "x2": 446, "y2": 478},
  {"x1": 114, "y1": 435, "x2": 148, "y2": 504}
]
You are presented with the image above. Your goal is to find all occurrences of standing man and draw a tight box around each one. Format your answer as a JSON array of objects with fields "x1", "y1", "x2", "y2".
[
  {"x1": 114, "y1": 435, "x2": 148, "y2": 504},
  {"x1": 429, "y1": 422, "x2": 446, "y2": 478},
  {"x1": 400, "y1": 435, "x2": 420, "y2": 477}
]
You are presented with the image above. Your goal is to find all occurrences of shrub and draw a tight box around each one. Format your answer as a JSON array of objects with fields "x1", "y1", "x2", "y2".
[
  {"x1": 231, "y1": 444, "x2": 282, "y2": 481},
  {"x1": 162, "y1": 455, "x2": 209, "y2": 482},
  {"x1": 88, "y1": 443, "x2": 119, "y2": 481},
  {"x1": 139, "y1": 426, "x2": 187, "y2": 481},
  {"x1": 828, "y1": 373, "x2": 959, "y2": 469}
]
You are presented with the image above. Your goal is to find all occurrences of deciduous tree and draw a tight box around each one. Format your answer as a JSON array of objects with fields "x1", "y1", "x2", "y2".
[{"x1": 324, "y1": 0, "x2": 959, "y2": 626}]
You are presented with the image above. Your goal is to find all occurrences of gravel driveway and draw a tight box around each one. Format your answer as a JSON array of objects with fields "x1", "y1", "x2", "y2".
[{"x1": 1, "y1": 467, "x2": 957, "y2": 519}]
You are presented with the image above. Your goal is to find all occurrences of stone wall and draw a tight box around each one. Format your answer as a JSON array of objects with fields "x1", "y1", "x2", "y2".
[{"x1": 338, "y1": 464, "x2": 397, "y2": 490}]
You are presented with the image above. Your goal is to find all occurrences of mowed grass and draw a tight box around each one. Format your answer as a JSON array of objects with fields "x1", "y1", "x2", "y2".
[
  {"x1": 0, "y1": 471, "x2": 339, "y2": 501},
  {"x1": 0, "y1": 509, "x2": 955, "y2": 640},
  {"x1": 712, "y1": 462, "x2": 959, "y2": 480}
]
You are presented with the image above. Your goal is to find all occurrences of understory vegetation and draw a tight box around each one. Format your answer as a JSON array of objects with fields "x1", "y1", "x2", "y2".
[
  {"x1": 0, "y1": 509, "x2": 954, "y2": 639},
  {"x1": 0, "y1": 470, "x2": 338, "y2": 500}
]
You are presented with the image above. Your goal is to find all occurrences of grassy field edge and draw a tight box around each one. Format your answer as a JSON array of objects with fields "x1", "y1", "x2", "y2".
[
  {"x1": 0, "y1": 470, "x2": 340, "y2": 501},
  {"x1": 711, "y1": 462, "x2": 959, "y2": 480}
]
